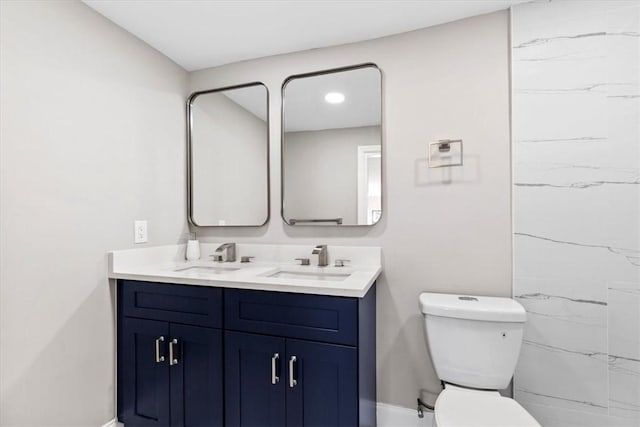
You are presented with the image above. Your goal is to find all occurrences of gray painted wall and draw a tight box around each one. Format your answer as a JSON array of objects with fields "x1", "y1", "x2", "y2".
[
  {"x1": 0, "y1": 3, "x2": 512, "y2": 424},
  {"x1": 0, "y1": 1, "x2": 187, "y2": 425},
  {"x1": 283, "y1": 126, "x2": 381, "y2": 225},
  {"x1": 189, "y1": 10, "x2": 512, "y2": 409}
]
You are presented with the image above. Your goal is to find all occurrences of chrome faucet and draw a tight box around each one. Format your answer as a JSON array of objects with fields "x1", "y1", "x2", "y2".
[
  {"x1": 311, "y1": 245, "x2": 328, "y2": 267},
  {"x1": 213, "y1": 243, "x2": 236, "y2": 262}
]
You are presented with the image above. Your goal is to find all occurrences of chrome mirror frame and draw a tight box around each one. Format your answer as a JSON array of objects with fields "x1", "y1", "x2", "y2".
[
  {"x1": 280, "y1": 63, "x2": 383, "y2": 227},
  {"x1": 186, "y1": 82, "x2": 270, "y2": 227}
]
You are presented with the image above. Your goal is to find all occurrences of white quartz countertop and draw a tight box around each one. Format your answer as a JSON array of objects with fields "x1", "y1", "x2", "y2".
[{"x1": 108, "y1": 243, "x2": 382, "y2": 298}]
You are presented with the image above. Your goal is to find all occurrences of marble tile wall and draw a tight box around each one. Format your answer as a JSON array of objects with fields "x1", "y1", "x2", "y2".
[{"x1": 511, "y1": 1, "x2": 640, "y2": 426}]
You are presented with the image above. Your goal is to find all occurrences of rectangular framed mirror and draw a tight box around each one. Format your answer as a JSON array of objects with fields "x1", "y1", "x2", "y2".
[
  {"x1": 187, "y1": 83, "x2": 269, "y2": 227},
  {"x1": 281, "y1": 64, "x2": 382, "y2": 226}
]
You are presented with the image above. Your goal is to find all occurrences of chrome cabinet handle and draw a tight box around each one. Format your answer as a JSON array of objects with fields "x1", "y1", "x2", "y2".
[
  {"x1": 169, "y1": 338, "x2": 179, "y2": 366},
  {"x1": 289, "y1": 356, "x2": 297, "y2": 388},
  {"x1": 271, "y1": 353, "x2": 280, "y2": 384},
  {"x1": 155, "y1": 336, "x2": 165, "y2": 363}
]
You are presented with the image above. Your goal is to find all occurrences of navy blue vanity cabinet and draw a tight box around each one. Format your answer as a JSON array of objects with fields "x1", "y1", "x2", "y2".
[
  {"x1": 120, "y1": 317, "x2": 171, "y2": 426},
  {"x1": 225, "y1": 331, "x2": 287, "y2": 426},
  {"x1": 224, "y1": 287, "x2": 376, "y2": 427},
  {"x1": 285, "y1": 339, "x2": 358, "y2": 426},
  {"x1": 118, "y1": 280, "x2": 376, "y2": 427},
  {"x1": 169, "y1": 324, "x2": 223, "y2": 427},
  {"x1": 117, "y1": 280, "x2": 224, "y2": 427}
]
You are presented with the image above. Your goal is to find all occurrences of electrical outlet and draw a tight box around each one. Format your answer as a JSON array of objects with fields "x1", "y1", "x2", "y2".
[{"x1": 134, "y1": 220, "x2": 148, "y2": 244}]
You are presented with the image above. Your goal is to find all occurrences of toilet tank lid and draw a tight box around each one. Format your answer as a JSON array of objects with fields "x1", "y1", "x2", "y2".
[{"x1": 419, "y1": 293, "x2": 526, "y2": 322}]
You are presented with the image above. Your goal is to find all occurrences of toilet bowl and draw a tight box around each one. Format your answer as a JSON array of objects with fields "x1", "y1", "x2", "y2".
[
  {"x1": 419, "y1": 292, "x2": 540, "y2": 427},
  {"x1": 433, "y1": 384, "x2": 539, "y2": 427}
]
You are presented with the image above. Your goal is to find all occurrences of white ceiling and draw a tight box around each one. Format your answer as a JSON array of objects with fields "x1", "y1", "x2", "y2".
[
  {"x1": 84, "y1": 0, "x2": 526, "y2": 71},
  {"x1": 202, "y1": 66, "x2": 380, "y2": 132},
  {"x1": 283, "y1": 66, "x2": 381, "y2": 132},
  {"x1": 223, "y1": 85, "x2": 268, "y2": 122}
]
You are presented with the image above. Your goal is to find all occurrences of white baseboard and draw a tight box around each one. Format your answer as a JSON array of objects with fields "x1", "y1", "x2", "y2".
[
  {"x1": 377, "y1": 402, "x2": 434, "y2": 427},
  {"x1": 103, "y1": 404, "x2": 431, "y2": 427}
]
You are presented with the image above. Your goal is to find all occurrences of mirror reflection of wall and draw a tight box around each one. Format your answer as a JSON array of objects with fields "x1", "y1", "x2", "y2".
[
  {"x1": 282, "y1": 65, "x2": 382, "y2": 226},
  {"x1": 188, "y1": 83, "x2": 269, "y2": 226}
]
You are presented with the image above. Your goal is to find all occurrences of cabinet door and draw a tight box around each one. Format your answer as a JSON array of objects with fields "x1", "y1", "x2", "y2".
[
  {"x1": 225, "y1": 331, "x2": 286, "y2": 427},
  {"x1": 120, "y1": 318, "x2": 171, "y2": 426},
  {"x1": 169, "y1": 324, "x2": 223, "y2": 427},
  {"x1": 286, "y1": 339, "x2": 358, "y2": 427}
]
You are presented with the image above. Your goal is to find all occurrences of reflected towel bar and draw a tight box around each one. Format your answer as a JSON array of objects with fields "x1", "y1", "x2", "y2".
[{"x1": 289, "y1": 218, "x2": 343, "y2": 225}]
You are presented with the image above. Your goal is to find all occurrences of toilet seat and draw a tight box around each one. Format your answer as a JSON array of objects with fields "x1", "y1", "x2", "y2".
[{"x1": 434, "y1": 385, "x2": 540, "y2": 427}]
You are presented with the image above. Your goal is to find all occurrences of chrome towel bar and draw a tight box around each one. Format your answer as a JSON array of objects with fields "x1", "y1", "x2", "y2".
[{"x1": 289, "y1": 218, "x2": 343, "y2": 225}]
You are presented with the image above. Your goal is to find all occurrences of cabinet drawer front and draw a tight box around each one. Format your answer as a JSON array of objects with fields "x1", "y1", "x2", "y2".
[
  {"x1": 225, "y1": 289, "x2": 357, "y2": 345},
  {"x1": 121, "y1": 280, "x2": 222, "y2": 328}
]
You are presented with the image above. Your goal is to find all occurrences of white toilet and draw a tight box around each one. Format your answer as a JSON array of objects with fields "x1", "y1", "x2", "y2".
[{"x1": 419, "y1": 293, "x2": 541, "y2": 427}]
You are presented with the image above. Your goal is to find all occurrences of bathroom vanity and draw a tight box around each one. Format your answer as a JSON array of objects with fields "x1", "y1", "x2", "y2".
[{"x1": 109, "y1": 243, "x2": 380, "y2": 427}]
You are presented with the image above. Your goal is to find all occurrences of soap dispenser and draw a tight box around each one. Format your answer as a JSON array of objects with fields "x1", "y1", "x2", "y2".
[{"x1": 185, "y1": 232, "x2": 200, "y2": 261}]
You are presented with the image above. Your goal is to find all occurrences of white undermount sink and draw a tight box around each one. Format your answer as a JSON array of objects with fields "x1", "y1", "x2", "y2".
[
  {"x1": 174, "y1": 265, "x2": 241, "y2": 274},
  {"x1": 266, "y1": 269, "x2": 351, "y2": 282}
]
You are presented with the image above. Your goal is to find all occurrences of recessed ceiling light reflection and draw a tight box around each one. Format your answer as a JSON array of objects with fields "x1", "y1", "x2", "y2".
[{"x1": 324, "y1": 92, "x2": 345, "y2": 104}]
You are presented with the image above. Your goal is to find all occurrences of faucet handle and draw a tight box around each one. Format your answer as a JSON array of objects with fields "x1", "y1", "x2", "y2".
[
  {"x1": 334, "y1": 259, "x2": 350, "y2": 267},
  {"x1": 295, "y1": 258, "x2": 310, "y2": 266},
  {"x1": 209, "y1": 254, "x2": 223, "y2": 262},
  {"x1": 240, "y1": 256, "x2": 255, "y2": 263}
]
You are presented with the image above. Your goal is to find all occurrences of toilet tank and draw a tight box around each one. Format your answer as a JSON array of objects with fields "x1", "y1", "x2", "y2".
[{"x1": 419, "y1": 293, "x2": 527, "y2": 390}]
